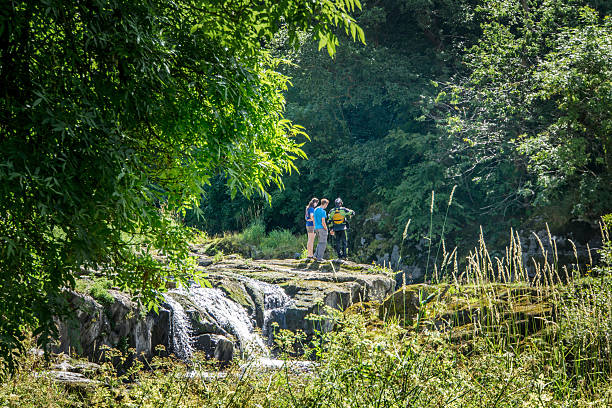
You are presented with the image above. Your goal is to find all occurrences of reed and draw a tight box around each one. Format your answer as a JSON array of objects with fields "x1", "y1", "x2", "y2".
[{"x1": 3, "y1": 218, "x2": 611, "y2": 408}]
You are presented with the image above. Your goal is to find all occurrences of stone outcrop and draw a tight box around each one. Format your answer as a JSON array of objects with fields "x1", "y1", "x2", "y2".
[
  {"x1": 195, "y1": 255, "x2": 396, "y2": 338},
  {"x1": 54, "y1": 254, "x2": 396, "y2": 362},
  {"x1": 369, "y1": 283, "x2": 555, "y2": 342},
  {"x1": 51, "y1": 289, "x2": 171, "y2": 361}
]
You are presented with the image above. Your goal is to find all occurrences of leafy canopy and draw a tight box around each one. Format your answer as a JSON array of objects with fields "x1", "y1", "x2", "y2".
[{"x1": 0, "y1": 0, "x2": 363, "y2": 374}]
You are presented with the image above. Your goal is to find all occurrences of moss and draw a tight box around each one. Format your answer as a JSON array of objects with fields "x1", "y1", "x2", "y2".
[
  {"x1": 344, "y1": 301, "x2": 380, "y2": 318},
  {"x1": 214, "y1": 279, "x2": 254, "y2": 312}
]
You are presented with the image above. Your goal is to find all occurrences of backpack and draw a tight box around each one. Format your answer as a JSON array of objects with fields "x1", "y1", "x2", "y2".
[{"x1": 331, "y1": 209, "x2": 345, "y2": 225}]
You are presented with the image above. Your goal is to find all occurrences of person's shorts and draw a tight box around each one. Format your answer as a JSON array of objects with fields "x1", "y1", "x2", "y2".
[{"x1": 306, "y1": 225, "x2": 315, "y2": 233}]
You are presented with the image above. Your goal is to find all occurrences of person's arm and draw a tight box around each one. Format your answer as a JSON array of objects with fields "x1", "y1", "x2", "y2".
[
  {"x1": 308, "y1": 209, "x2": 314, "y2": 223},
  {"x1": 321, "y1": 214, "x2": 328, "y2": 231}
]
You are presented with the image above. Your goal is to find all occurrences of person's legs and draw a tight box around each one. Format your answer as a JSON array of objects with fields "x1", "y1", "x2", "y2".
[
  {"x1": 333, "y1": 229, "x2": 342, "y2": 258},
  {"x1": 306, "y1": 227, "x2": 315, "y2": 257},
  {"x1": 337, "y1": 230, "x2": 347, "y2": 258},
  {"x1": 314, "y1": 229, "x2": 328, "y2": 260}
]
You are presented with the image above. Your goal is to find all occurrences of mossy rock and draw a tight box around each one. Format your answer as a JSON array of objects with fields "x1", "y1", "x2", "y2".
[
  {"x1": 379, "y1": 285, "x2": 426, "y2": 325},
  {"x1": 345, "y1": 301, "x2": 380, "y2": 315},
  {"x1": 185, "y1": 309, "x2": 226, "y2": 336},
  {"x1": 449, "y1": 323, "x2": 475, "y2": 343},
  {"x1": 213, "y1": 278, "x2": 255, "y2": 316},
  {"x1": 423, "y1": 283, "x2": 555, "y2": 340}
]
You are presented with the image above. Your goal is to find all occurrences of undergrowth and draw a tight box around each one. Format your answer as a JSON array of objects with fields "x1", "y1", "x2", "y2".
[
  {"x1": 2, "y1": 217, "x2": 611, "y2": 407},
  {"x1": 201, "y1": 219, "x2": 305, "y2": 259}
]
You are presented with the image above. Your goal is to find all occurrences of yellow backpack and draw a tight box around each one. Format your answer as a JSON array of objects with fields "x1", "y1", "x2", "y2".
[{"x1": 332, "y1": 210, "x2": 345, "y2": 225}]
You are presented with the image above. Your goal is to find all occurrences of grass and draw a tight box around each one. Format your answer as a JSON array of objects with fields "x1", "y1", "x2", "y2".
[
  {"x1": 2, "y1": 217, "x2": 611, "y2": 407},
  {"x1": 74, "y1": 277, "x2": 115, "y2": 305},
  {"x1": 199, "y1": 219, "x2": 305, "y2": 260}
]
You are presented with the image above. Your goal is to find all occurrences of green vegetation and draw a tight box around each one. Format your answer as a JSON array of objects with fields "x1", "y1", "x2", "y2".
[
  {"x1": 2, "y1": 0, "x2": 612, "y2": 404},
  {"x1": 3, "y1": 220, "x2": 611, "y2": 407},
  {"x1": 189, "y1": 0, "x2": 612, "y2": 268},
  {"x1": 0, "y1": 0, "x2": 363, "y2": 373},
  {"x1": 202, "y1": 220, "x2": 305, "y2": 260},
  {"x1": 75, "y1": 277, "x2": 115, "y2": 306}
]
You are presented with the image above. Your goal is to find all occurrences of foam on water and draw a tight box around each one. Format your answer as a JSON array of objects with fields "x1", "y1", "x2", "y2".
[{"x1": 163, "y1": 292, "x2": 194, "y2": 360}]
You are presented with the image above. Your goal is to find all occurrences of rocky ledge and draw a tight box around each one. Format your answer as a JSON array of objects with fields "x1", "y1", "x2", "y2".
[
  {"x1": 197, "y1": 254, "x2": 396, "y2": 337},
  {"x1": 52, "y1": 254, "x2": 396, "y2": 363}
]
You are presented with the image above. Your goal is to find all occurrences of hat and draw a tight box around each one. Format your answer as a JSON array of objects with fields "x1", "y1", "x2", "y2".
[{"x1": 335, "y1": 197, "x2": 343, "y2": 207}]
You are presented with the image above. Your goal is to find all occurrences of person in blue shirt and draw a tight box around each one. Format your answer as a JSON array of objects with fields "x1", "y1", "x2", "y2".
[
  {"x1": 304, "y1": 197, "x2": 319, "y2": 259},
  {"x1": 313, "y1": 198, "x2": 329, "y2": 261}
]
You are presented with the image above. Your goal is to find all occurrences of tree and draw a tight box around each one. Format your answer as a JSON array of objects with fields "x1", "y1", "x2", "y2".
[
  {"x1": 0, "y1": 0, "x2": 362, "y2": 373},
  {"x1": 442, "y1": 0, "x2": 612, "y2": 226},
  {"x1": 254, "y1": 0, "x2": 482, "y2": 250}
]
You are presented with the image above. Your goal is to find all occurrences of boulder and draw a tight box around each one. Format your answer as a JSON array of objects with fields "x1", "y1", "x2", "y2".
[
  {"x1": 51, "y1": 290, "x2": 171, "y2": 361},
  {"x1": 193, "y1": 334, "x2": 235, "y2": 362},
  {"x1": 379, "y1": 285, "x2": 425, "y2": 325}
]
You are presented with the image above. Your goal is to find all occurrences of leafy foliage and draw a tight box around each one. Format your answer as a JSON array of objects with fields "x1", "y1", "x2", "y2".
[
  {"x1": 443, "y1": 1, "x2": 612, "y2": 223},
  {"x1": 193, "y1": 0, "x2": 611, "y2": 269},
  {"x1": 0, "y1": 0, "x2": 363, "y2": 374}
]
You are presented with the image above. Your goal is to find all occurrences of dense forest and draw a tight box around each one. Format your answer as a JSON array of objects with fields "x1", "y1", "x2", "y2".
[
  {"x1": 188, "y1": 0, "x2": 612, "y2": 266},
  {"x1": 1, "y1": 1, "x2": 612, "y2": 405}
]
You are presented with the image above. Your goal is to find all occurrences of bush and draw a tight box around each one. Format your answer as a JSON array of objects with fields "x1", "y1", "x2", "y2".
[
  {"x1": 261, "y1": 229, "x2": 303, "y2": 258},
  {"x1": 240, "y1": 220, "x2": 266, "y2": 245}
]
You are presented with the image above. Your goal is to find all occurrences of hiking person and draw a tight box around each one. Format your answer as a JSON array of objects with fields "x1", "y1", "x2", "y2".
[
  {"x1": 327, "y1": 197, "x2": 355, "y2": 259},
  {"x1": 313, "y1": 198, "x2": 329, "y2": 261},
  {"x1": 305, "y1": 197, "x2": 319, "y2": 259}
]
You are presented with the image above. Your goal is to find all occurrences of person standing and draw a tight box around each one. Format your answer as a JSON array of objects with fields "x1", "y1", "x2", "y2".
[
  {"x1": 304, "y1": 197, "x2": 319, "y2": 259},
  {"x1": 313, "y1": 198, "x2": 329, "y2": 261},
  {"x1": 327, "y1": 197, "x2": 355, "y2": 259}
]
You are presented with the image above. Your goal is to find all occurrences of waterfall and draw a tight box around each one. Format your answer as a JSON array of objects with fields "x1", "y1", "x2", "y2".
[
  {"x1": 187, "y1": 286, "x2": 269, "y2": 357},
  {"x1": 241, "y1": 278, "x2": 293, "y2": 343},
  {"x1": 163, "y1": 279, "x2": 293, "y2": 361},
  {"x1": 163, "y1": 292, "x2": 194, "y2": 360}
]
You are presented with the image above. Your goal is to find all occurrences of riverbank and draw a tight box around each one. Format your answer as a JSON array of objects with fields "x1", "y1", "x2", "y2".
[{"x1": 4, "y1": 267, "x2": 612, "y2": 407}]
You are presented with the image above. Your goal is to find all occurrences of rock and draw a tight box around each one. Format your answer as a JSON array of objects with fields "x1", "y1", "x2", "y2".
[
  {"x1": 40, "y1": 370, "x2": 99, "y2": 389},
  {"x1": 379, "y1": 285, "x2": 425, "y2": 325},
  {"x1": 186, "y1": 309, "x2": 228, "y2": 337},
  {"x1": 51, "y1": 361, "x2": 101, "y2": 376},
  {"x1": 197, "y1": 255, "x2": 396, "y2": 338},
  {"x1": 61, "y1": 254, "x2": 395, "y2": 361},
  {"x1": 193, "y1": 334, "x2": 234, "y2": 362},
  {"x1": 151, "y1": 308, "x2": 171, "y2": 355},
  {"x1": 51, "y1": 289, "x2": 171, "y2": 362}
]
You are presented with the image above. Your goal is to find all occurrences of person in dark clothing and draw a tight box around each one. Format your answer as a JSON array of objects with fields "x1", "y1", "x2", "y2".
[{"x1": 327, "y1": 198, "x2": 355, "y2": 259}]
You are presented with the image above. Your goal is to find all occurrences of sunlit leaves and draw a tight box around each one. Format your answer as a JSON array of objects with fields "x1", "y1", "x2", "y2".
[{"x1": 0, "y1": 0, "x2": 361, "y2": 373}]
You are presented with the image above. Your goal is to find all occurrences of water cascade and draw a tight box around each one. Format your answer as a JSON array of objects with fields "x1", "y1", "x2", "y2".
[
  {"x1": 188, "y1": 286, "x2": 268, "y2": 356},
  {"x1": 163, "y1": 278, "x2": 293, "y2": 361},
  {"x1": 162, "y1": 293, "x2": 194, "y2": 360},
  {"x1": 240, "y1": 277, "x2": 293, "y2": 342}
]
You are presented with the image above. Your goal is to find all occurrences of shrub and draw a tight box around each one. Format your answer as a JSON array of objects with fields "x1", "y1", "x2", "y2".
[
  {"x1": 261, "y1": 229, "x2": 303, "y2": 258},
  {"x1": 240, "y1": 219, "x2": 266, "y2": 245}
]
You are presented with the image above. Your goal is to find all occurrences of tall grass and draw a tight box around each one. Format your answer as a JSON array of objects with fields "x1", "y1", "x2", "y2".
[
  {"x1": 2, "y1": 217, "x2": 611, "y2": 407},
  {"x1": 238, "y1": 219, "x2": 304, "y2": 259}
]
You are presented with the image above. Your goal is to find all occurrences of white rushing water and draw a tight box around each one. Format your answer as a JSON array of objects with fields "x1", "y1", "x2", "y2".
[
  {"x1": 163, "y1": 292, "x2": 194, "y2": 360},
  {"x1": 164, "y1": 279, "x2": 293, "y2": 361},
  {"x1": 188, "y1": 286, "x2": 268, "y2": 357},
  {"x1": 240, "y1": 277, "x2": 293, "y2": 342}
]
